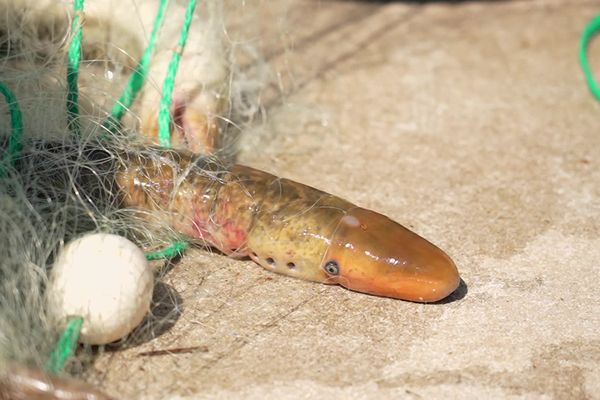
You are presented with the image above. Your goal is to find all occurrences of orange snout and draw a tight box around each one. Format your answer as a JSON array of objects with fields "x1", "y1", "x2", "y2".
[{"x1": 321, "y1": 208, "x2": 460, "y2": 302}]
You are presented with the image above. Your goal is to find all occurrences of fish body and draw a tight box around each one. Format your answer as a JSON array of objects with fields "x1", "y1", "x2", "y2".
[{"x1": 116, "y1": 148, "x2": 460, "y2": 302}]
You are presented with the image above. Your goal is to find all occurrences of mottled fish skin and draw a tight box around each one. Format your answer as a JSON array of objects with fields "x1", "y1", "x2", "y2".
[{"x1": 116, "y1": 148, "x2": 460, "y2": 303}]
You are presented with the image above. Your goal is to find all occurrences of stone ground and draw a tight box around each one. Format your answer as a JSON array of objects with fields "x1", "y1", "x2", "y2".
[{"x1": 93, "y1": 1, "x2": 600, "y2": 398}]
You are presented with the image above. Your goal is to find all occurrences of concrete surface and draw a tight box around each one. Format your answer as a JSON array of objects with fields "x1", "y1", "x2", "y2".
[{"x1": 92, "y1": 1, "x2": 600, "y2": 398}]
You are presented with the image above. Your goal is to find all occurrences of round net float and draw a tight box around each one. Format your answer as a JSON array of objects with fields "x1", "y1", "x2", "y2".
[{"x1": 48, "y1": 233, "x2": 154, "y2": 345}]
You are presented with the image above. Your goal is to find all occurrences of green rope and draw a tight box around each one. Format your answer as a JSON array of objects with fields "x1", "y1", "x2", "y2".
[
  {"x1": 158, "y1": 0, "x2": 197, "y2": 147},
  {"x1": 45, "y1": 317, "x2": 83, "y2": 374},
  {"x1": 104, "y1": 0, "x2": 169, "y2": 131},
  {"x1": 145, "y1": 240, "x2": 189, "y2": 260},
  {"x1": 66, "y1": 0, "x2": 84, "y2": 134},
  {"x1": 0, "y1": 83, "x2": 23, "y2": 176},
  {"x1": 102, "y1": 0, "x2": 193, "y2": 260},
  {"x1": 580, "y1": 13, "x2": 600, "y2": 102},
  {"x1": 141, "y1": 0, "x2": 196, "y2": 256},
  {"x1": 43, "y1": 0, "x2": 87, "y2": 374},
  {"x1": 147, "y1": 0, "x2": 197, "y2": 259}
]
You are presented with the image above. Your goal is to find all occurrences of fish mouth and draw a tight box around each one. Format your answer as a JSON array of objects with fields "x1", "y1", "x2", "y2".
[{"x1": 321, "y1": 208, "x2": 460, "y2": 302}]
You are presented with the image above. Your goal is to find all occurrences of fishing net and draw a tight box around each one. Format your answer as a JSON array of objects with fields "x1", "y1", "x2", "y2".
[{"x1": 0, "y1": 0, "x2": 297, "y2": 397}]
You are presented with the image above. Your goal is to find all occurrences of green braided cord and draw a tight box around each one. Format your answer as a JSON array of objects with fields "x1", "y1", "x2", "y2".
[
  {"x1": 102, "y1": 0, "x2": 191, "y2": 258},
  {"x1": 158, "y1": 0, "x2": 197, "y2": 147},
  {"x1": 145, "y1": 240, "x2": 189, "y2": 260},
  {"x1": 0, "y1": 83, "x2": 23, "y2": 176},
  {"x1": 45, "y1": 317, "x2": 83, "y2": 374},
  {"x1": 580, "y1": 13, "x2": 600, "y2": 102},
  {"x1": 66, "y1": 0, "x2": 84, "y2": 134},
  {"x1": 104, "y1": 0, "x2": 169, "y2": 132},
  {"x1": 43, "y1": 0, "x2": 86, "y2": 375},
  {"x1": 150, "y1": 0, "x2": 196, "y2": 254}
]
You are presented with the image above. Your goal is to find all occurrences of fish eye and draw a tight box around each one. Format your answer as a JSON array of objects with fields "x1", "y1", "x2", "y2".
[{"x1": 323, "y1": 260, "x2": 340, "y2": 275}]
